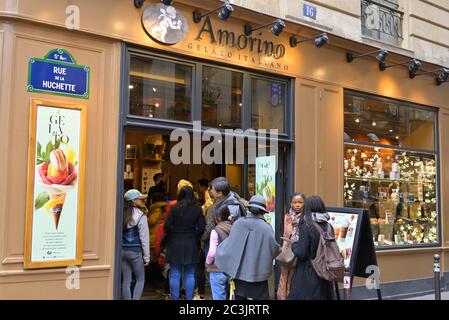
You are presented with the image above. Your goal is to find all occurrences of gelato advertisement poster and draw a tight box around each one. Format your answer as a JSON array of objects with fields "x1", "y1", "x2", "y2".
[
  {"x1": 327, "y1": 211, "x2": 359, "y2": 269},
  {"x1": 256, "y1": 155, "x2": 276, "y2": 231},
  {"x1": 25, "y1": 101, "x2": 85, "y2": 268}
]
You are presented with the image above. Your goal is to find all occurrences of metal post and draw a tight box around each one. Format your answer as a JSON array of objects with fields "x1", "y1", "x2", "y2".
[
  {"x1": 434, "y1": 254, "x2": 441, "y2": 300},
  {"x1": 343, "y1": 269, "x2": 351, "y2": 300}
]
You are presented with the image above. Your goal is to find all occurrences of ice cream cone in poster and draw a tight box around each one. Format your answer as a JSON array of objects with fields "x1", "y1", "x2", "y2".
[{"x1": 44, "y1": 193, "x2": 66, "y2": 229}]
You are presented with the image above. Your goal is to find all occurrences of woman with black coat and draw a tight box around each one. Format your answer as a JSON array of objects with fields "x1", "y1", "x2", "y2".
[
  {"x1": 164, "y1": 186, "x2": 205, "y2": 300},
  {"x1": 288, "y1": 195, "x2": 334, "y2": 300}
]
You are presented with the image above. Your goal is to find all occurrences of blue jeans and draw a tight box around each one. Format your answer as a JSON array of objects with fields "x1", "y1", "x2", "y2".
[
  {"x1": 121, "y1": 249, "x2": 145, "y2": 300},
  {"x1": 169, "y1": 264, "x2": 196, "y2": 300},
  {"x1": 209, "y1": 272, "x2": 230, "y2": 300}
]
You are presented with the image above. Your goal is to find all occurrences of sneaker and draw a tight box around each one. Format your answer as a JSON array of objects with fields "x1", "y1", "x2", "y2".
[{"x1": 193, "y1": 294, "x2": 206, "y2": 300}]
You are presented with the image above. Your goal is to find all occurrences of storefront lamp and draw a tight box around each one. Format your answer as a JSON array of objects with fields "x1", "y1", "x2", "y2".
[
  {"x1": 244, "y1": 19, "x2": 285, "y2": 37},
  {"x1": 436, "y1": 68, "x2": 449, "y2": 85},
  {"x1": 289, "y1": 33, "x2": 329, "y2": 48},
  {"x1": 193, "y1": 2, "x2": 233, "y2": 23},
  {"x1": 346, "y1": 49, "x2": 388, "y2": 63},
  {"x1": 134, "y1": 0, "x2": 173, "y2": 8},
  {"x1": 411, "y1": 67, "x2": 449, "y2": 85},
  {"x1": 378, "y1": 59, "x2": 422, "y2": 79}
]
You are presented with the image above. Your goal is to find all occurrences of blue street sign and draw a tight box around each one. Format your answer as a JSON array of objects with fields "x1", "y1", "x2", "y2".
[
  {"x1": 28, "y1": 48, "x2": 90, "y2": 99},
  {"x1": 304, "y1": 3, "x2": 317, "y2": 20}
]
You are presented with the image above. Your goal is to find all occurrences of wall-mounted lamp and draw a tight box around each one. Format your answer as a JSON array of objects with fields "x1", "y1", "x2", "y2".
[
  {"x1": 193, "y1": 2, "x2": 233, "y2": 23},
  {"x1": 244, "y1": 19, "x2": 285, "y2": 37},
  {"x1": 135, "y1": 0, "x2": 173, "y2": 8},
  {"x1": 436, "y1": 68, "x2": 449, "y2": 85},
  {"x1": 410, "y1": 67, "x2": 449, "y2": 85},
  {"x1": 379, "y1": 59, "x2": 422, "y2": 79},
  {"x1": 289, "y1": 33, "x2": 329, "y2": 48},
  {"x1": 346, "y1": 49, "x2": 388, "y2": 63}
]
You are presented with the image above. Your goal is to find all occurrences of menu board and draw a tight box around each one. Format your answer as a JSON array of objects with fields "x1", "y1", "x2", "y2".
[
  {"x1": 24, "y1": 100, "x2": 86, "y2": 269},
  {"x1": 326, "y1": 207, "x2": 364, "y2": 274},
  {"x1": 326, "y1": 207, "x2": 378, "y2": 278}
]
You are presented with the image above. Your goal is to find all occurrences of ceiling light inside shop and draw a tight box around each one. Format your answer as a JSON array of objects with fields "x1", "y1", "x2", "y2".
[
  {"x1": 355, "y1": 118, "x2": 360, "y2": 123},
  {"x1": 396, "y1": 136, "x2": 399, "y2": 139},
  {"x1": 372, "y1": 121, "x2": 376, "y2": 126},
  {"x1": 129, "y1": 85, "x2": 134, "y2": 89},
  {"x1": 389, "y1": 129, "x2": 393, "y2": 133},
  {"x1": 152, "y1": 87, "x2": 157, "y2": 92},
  {"x1": 155, "y1": 103, "x2": 160, "y2": 107}
]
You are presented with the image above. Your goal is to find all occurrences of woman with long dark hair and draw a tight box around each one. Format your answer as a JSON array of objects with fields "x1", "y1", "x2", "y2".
[
  {"x1": 164, "y1": 186, "x2": 205, "y2": 300},
  {"x1": 288, "y1": 195, "x2": 334, "y2": 300},
  {"x1": 122, "y1": 189, "x2": 150, "y2": 300},
  {"x1": 277, "y1": 192, "x2": 306, "y2": 300}
]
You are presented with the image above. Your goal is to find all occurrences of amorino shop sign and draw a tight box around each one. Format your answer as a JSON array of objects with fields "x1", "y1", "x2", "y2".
[
  {"x1": 190, "y1": 16, "x2": 288, "y2": 71},
  {"x1": 141, "y1": 4, "x2": 289, "y2": 71}
]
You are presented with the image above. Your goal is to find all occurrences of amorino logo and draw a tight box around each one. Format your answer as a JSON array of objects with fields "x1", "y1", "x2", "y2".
[{"x1": 195, "y1": 16, "x2": 286, "y2": 59}]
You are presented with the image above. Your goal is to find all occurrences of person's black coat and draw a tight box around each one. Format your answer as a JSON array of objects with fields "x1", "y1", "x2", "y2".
[
  {"x1": 164, "y1": 203, "x2": 205, "y2": 265},
  {"x1": 288, "y1": 220, "x2": 334, "y2": 300}
]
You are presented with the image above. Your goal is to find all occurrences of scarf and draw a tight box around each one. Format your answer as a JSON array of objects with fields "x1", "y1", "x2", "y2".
[{"x1": 289, "y1": 208, "x2": 302, "y2": 241}]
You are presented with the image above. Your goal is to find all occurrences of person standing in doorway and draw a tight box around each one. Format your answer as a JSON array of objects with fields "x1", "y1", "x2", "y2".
[
  {"x1": 164, "y1": 186, "x2": 205, "y2": 300},
  {"x1": 122, "y1": 189, "x2": 150, "y2": 300},
  {"x1": 148, "y1": 173, "x2": 166, "y2": 202},
  {"x1": 215, "y1": 195, "x2": 280, "y2": 300},
  {"x1": 277, "y1": 192, "x2": 306, "y2": 300},
  {"x1": 288, "y1": 195, "x2": 335, "y2": 300}
]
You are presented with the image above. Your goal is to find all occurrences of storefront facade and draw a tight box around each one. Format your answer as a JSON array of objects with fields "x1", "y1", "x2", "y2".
[{"x1": 1, "y1": 0, "x2": 449, "y2": 299}]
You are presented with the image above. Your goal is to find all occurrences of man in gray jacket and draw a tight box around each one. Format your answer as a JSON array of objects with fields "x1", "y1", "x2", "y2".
[{"x1": 215, "y1": 195, "x2": 280, "y2": 300}]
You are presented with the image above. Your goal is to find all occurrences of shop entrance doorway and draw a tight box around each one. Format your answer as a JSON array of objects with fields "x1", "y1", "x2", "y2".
[{"x1": 118, "y1": 126, "x2": 289, "y2": 300}]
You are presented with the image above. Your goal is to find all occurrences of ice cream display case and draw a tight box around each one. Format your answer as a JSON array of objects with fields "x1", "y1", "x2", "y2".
[{"x1": 343, "y1": 144, "x2": 438, "y2": 247}]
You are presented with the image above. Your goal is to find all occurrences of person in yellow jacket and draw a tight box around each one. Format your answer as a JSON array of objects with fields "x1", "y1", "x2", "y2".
[{"x1": 147, "y1": 192, "x2": 168, "y2": 258}]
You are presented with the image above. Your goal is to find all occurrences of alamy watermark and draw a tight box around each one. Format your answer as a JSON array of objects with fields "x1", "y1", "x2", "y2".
[
  {"x1": 65, "y1": 266, "x2": 80, "y2": 290},
  {"x1": 65, "y1": 5, "x2": 80, "y2": 30},
  {"x1": 365, "y1": 265, "x2": 381, "y2": 290},
  {"x1": 170, "y1": 121, "x2": 279, "y2": 166}
]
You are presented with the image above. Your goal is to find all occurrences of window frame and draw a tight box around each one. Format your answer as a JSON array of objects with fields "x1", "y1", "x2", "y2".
[{"x1": 124, "y1": 46, "x2": 292, "y2": 140}]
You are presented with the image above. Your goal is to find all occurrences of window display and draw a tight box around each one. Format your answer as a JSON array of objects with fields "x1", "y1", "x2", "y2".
[{"x1": 344, "y1": 91, "x2": 438, "y2": 248}]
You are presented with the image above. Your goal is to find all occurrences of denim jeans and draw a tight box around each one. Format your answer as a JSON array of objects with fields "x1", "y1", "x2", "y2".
[
  {"x1": 169, "y1": 263, "x2": 196, "y2": 300},
  {"x1": 209, "y1": 272, "x2": 230, "y2": 300},
  {"x1": 122, "y1": 249, "x2": 145, "y2": 300}
]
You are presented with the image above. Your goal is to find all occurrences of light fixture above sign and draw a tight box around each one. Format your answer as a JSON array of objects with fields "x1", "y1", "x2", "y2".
[
  {"x1": 346, "y1": 49, "x2": 388, "y2": 63},
  {"x1": 141, "y1": 2, "x2": 188, "y2": 45},
  {"x1": 289, "y1": 33, "x2": 329, "y2": 48},
  {"x1": 192, "y1": 1, "x2": 234, "y2": 23},
  {"x1": 244, "y1": 19, "x2": 286, "y2": 37},
  {"x1": 379, "y1": 58, "x2": 422, "y2": 79}
]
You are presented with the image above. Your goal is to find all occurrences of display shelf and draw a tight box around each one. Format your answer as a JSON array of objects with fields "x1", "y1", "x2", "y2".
[{"x1": 344, "y1": 176, "x2": 435, "y2": 184}]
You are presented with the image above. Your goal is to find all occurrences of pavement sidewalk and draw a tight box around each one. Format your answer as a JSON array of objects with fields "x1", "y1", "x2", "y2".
[{"x1": 403, "y1": 291, "x2": 449, "y2": 300}]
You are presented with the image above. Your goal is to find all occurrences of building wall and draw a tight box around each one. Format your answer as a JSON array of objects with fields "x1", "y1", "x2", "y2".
[
  {"x1": 234, "y1": 0, "x2": 449, "y2": 67},
  {"x1": 0, "y1": 20, "x2": 121, "y2": 299},
  {"x1": 1, "y1": 0, "x2": 449, "y2": 298}
]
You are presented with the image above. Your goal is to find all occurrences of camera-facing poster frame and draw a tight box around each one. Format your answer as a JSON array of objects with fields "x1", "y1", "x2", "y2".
[
  {"x1": 24, "y1": 99, "x2": 86, "y2": 269},
  {"x1": 326, "y1": 207, "x2": 364, "y2": 275}
]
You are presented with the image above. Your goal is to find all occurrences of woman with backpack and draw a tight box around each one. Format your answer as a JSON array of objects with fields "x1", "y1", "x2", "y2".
[
  {"x1": 122, "y1": 189, "x2": 150, "y2": 300},
  {"x1": 205, "y1": 205, "x2": 233, "y2": 300},
  {"x1": 164, "y1": 186, "x2": 205, "y2": 300},
  {"x1": 277, "y1": 192, "x2": 306, "y2": 300},
  {"x1": 288, "y1": 195, "x2": 336, "y2": 300}
]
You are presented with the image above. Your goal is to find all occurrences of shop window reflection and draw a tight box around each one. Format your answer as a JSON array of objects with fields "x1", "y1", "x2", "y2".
[
  {"x1": 129, "y1": 56, "x2": 192, "y2": 122},
  {"x1": 251, "y1": 79, "x2": 285, "y2": 133},
  {"x1": 201, "y1": 66, "x2": 243, "y2": 129}
]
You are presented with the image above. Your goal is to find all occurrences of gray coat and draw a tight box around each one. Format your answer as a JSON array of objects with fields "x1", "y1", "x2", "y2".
[{"x1": 215, "y1": 213, "x2": 280, "y2": 282}]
